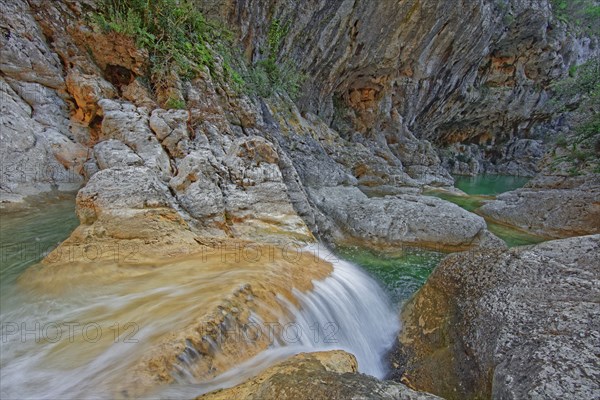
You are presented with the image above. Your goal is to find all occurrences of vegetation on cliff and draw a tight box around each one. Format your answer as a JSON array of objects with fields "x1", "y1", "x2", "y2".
[
  {"x1": 550, "y1": 0, "x2": 600, "y2": 33},
  {"x1": 90, "y1": 0, "x2": 239, "y2": 84},
  {"x1": 552, "y1": 56, "x2": 600, "y2": 173},
  {"x1": 90, "y1": 0, "x2": 302, "y2": 99}
]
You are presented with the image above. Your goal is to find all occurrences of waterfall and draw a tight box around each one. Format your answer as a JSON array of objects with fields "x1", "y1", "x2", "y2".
[
  {"x1": 155, "y1": 246, "x2": 399, "y2": 398},
  {"x1": 0, "y1": 245, "x2": 399, "y2": 400}
]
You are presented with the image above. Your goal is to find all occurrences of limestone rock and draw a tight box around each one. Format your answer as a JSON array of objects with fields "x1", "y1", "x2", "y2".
[
  {"x1": 169, "y1": 150, "x2": 225, "y2": 222},
  {"x1": 66, "y1": 69, "x2": 117, "y2": 123},
  {"x1": 0, "y1": 77, "x2": 83, "y2": 202},
  {"x1": 94, "y1": 139, "x2": 143, "y2": 170},
  {"x1": 122, "y1": 78, "x2": 157, "y2": 109},
  {"x1": 199, "y1": 351, "x2": 441, "y2": 400},
  {"x1": 395, "y1": 235, "x2": 600, "y2": 400},
  {"x1": 149, "y1": 108, "x2": 191, "y2": 158},
  {"x1": 309, "y1": 186, "x2": 497, "y2": 250},
  {"x1": 205, "y1": 0, "x2": 587, "y2": 147},
  {"x1": 44, "y1": 166, "x2": 202, "y2": 261},
  {"x1": 478, "y1": 173, "x2": 600, "y2": 237},
  {"x1": 441, "y1": 138, "x2": 546, "y2": 177},
  {"x1": 0, "y1": 0, "x2": 65, "y2": 89},
  {"x1": 98, "y1": 99, "x2": 172, "y2": 181}
]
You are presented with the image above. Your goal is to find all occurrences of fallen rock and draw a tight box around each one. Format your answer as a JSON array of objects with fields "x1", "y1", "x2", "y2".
[
  {"x1": 395, "y1": 235, "x2": 600, "y2": 400},
  {"x1": 199, "y1": 351, "x2": 441, "y2": 400}
]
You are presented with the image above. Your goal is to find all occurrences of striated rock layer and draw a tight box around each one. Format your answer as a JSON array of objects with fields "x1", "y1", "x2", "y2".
[
  {"x1": 394, "y1": 235, "x2": 600, "y2": 399},
  {"x1": 203, "y1": 0, "x2": 594, "y2": 145},
  {"x1": 21, "y1": 244, "x2": 333, "y2": 399}
]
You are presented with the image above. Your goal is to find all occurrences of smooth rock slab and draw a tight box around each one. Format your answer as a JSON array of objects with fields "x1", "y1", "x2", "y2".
[
  {"x1": 310, "y1": 186, "x2": 500, "y2": 250},
  {"x1": 478, "y1": 174, "x2": 600, "y2": 238}
]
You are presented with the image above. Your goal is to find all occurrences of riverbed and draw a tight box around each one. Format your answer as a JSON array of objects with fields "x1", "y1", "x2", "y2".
[{"x1": 0, "y1": 175, "x2": 548, "y2": 399}]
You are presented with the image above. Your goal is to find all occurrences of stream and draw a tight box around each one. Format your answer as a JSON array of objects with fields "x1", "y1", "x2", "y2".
[{"x1": 0, "y1": 175, "x2": 548, "y2": 399}]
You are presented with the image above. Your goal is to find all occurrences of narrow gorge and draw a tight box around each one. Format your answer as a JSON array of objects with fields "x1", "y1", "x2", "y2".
[{"x1": 0, "y1": 0, "x2": 598, "y2": 399}]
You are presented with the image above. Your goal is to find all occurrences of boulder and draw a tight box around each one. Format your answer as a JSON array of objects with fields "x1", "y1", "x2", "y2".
[
  {"x1": 478, "y1": 174, "x2": 600, "y2": 238},
  {"x1": 309, "y1": 186, "x2": 503, "y2": 251},
  {"x1": 44, "y1": 166, "x2": 201, "y2": 262},
  {"x1": 199, "y1": 351, "x2": 441, "y2": 400},
  {"x1": 395, "y1": 235, "x2": 600, "y2": 399}
]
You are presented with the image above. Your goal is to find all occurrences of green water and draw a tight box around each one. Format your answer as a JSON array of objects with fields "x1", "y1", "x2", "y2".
[
  {"x1": 0, "y1": 192, "x2": 79, "y2": 289},
  {"x1": 426, "y1": 175, "x2": 547, "y2": 247},
  {"x1": 337, "y1": 246, "x2": 445, "y2": 306},
  {"x1": 453, "y1": 174, "x2": 530, "y2": 196}
]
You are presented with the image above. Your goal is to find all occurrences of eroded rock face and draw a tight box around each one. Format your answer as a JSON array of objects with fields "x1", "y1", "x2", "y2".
[
  {"x1": 198, "y1": 351, "x2": 442, "y2": 400},
  {"x1": 204, "y1": 0, "x2": 591, "y2": 145},
  {"x1": 394, "y1": 235, "x2": 600, "y2": 400},
  {"x1": 478, "y1": 173, "x2": 600, "y2": 237},
  {"x1": 0, "y1": 0, "x2": 86, "y2": 202},
  {"x1": 441, "y1": 138, "x2": 546, "y2": 177}
]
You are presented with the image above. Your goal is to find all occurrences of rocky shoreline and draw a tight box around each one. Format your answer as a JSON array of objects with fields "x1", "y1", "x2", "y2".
[{"x1": 1, "y1": 0, "x2": 599, "y2": 399}]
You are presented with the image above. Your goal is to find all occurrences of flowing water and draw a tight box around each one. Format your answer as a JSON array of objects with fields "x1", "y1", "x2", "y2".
[
  {"x1": 0, "y1": 197, "x2": 400, "y2": 399},
  {"x1": 0, "y1": 174, "x2": 550, "y2": 398},
  {"x1": 336, "y1": 246, "x2": 445, "y2": 306}
]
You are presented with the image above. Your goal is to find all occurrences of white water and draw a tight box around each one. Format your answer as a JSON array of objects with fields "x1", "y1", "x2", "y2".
[
  {"x1": 0, "y1": 245, "x2": 399, "y2": 399},
  {"x1": 151, "y1": 249, "x2": 399, "y2": 399}
]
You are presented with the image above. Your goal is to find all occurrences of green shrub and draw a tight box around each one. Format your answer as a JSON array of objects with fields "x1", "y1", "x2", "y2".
[
  {"x1": 550, "y1": 0, "x2": 600, "y2": 34},
  {"x1": 552, "y1": 57, "x2": 599, "y2": 169},
  {"x1": 164, "y1": 97, "x2": 186, "y2": 110},
  {"x1": 555, "y1": 134, "x2": 568, "y2": 147},
  {"x1": 91, "y1": 0, "x2": 236, "y2": 86},
  {"x1": 246, "y1": 19, "x2": 304, "y2": 98}
]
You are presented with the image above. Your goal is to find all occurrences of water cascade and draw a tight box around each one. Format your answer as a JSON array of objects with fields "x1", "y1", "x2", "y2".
[{"x1": 1, "y1": 240, "x2": 398, "y2": 399}]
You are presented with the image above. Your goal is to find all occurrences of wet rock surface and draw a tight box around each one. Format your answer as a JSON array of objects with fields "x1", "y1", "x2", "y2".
[
  {"x1": 395, "y1": 235, "x2": 600, "y2": 400},
  {"x1": 199, "y1": 351, "x2": 441, "y2": 400},
  {"x1": 22, "y1": 243, "x2": 333, "y2": 399}
]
